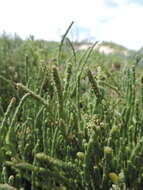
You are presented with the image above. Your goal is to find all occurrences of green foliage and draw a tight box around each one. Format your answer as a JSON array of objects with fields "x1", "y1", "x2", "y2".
[{"x1": 0, "y1": 30, "x2": 143, "y2": 190}]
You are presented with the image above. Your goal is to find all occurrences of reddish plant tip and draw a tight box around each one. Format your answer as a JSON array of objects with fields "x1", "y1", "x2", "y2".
[{"x1": 11, "y1": 97, "x2": 16, "y2": 103}]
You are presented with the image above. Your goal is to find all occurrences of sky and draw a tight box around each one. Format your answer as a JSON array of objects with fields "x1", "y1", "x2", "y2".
[{"x1": 0, "y1": 0, "x2": 143, "y2": 50}]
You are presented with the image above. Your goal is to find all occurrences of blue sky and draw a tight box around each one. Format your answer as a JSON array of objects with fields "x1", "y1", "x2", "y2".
[{"x1": 0, "y1": 0, "x2": 143, "y2": 50}]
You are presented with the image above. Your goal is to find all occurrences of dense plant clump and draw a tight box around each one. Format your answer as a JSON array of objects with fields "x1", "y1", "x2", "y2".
[{"x1": 0, "y1": 26, "x2": 143, "y2": 189}]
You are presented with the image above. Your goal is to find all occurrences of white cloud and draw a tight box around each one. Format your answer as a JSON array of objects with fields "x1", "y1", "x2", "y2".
[
  {"x1": 96, "y1": 4, "x2": 143, "y2": 50},
  {"x1": 0, "y1": 0, "x2": 142, "y2": 49}
]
